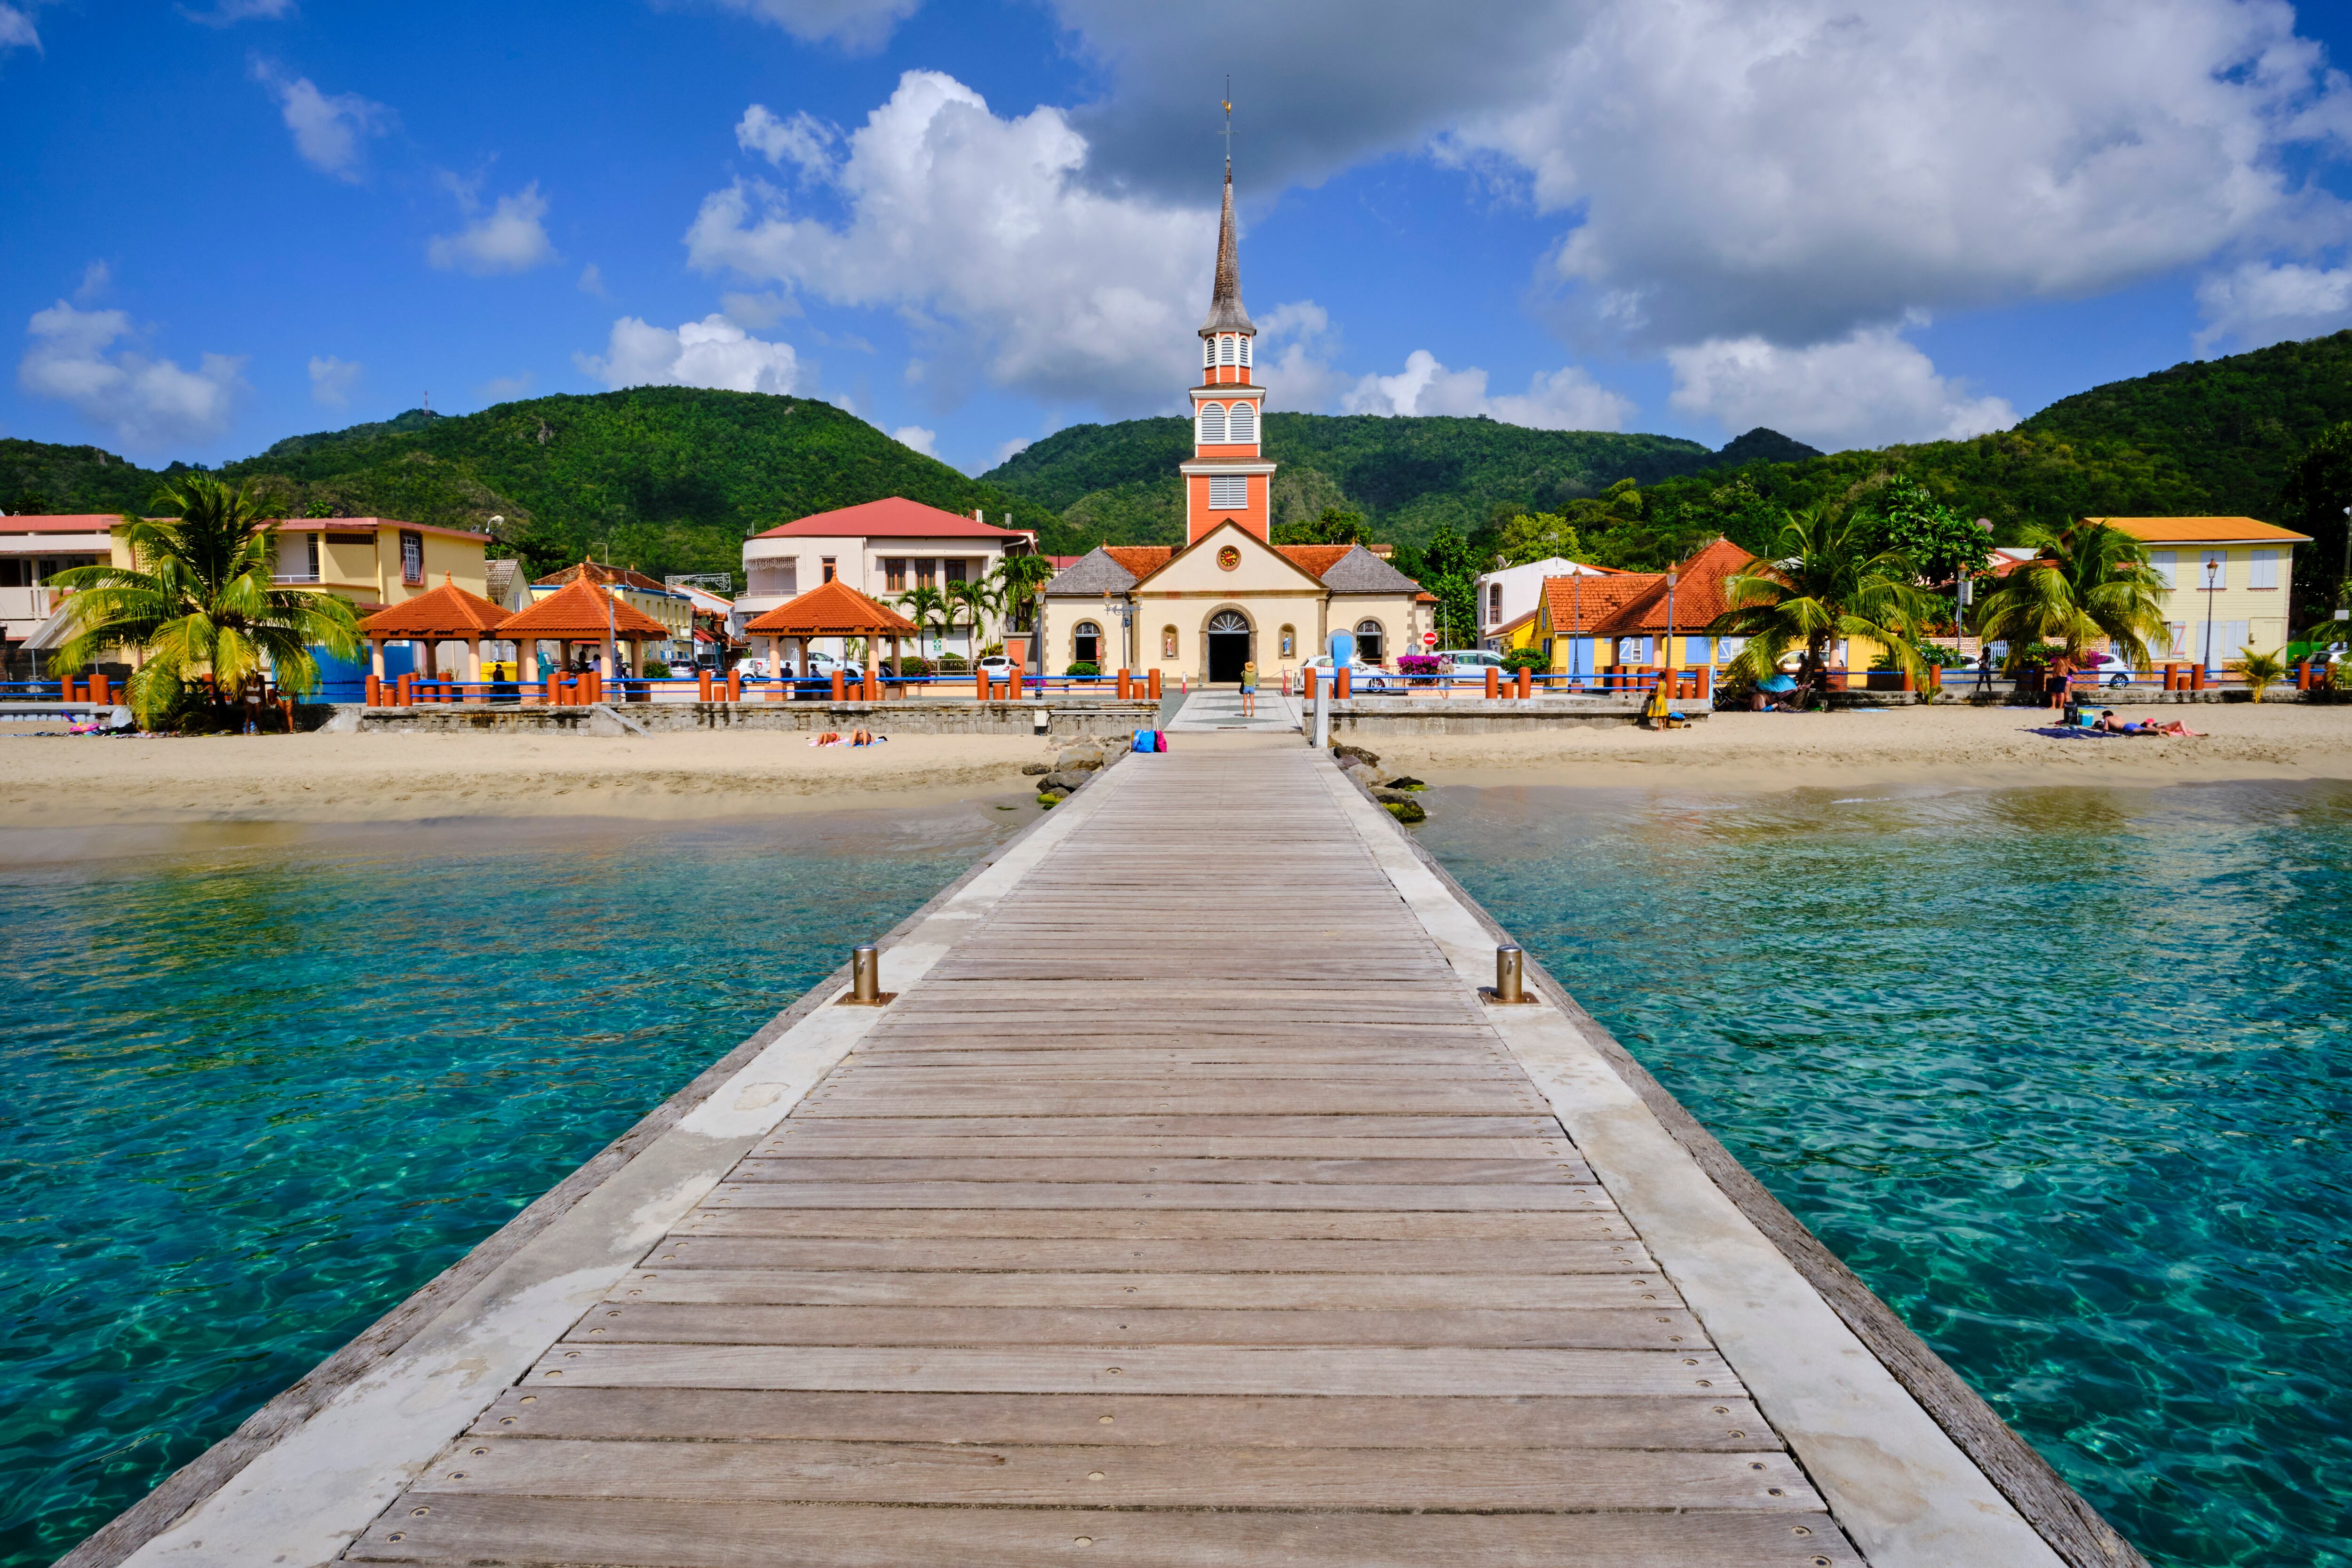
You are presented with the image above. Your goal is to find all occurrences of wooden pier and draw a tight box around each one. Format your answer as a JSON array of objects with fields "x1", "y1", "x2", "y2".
[{"x1": 77, "y1": 735, "x2": 2132, "y2": 1568}]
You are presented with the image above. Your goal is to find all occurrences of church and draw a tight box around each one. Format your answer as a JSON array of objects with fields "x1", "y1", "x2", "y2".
[{"x1": 1038, "y1": 162, "x2": 1432, "y2": 684}]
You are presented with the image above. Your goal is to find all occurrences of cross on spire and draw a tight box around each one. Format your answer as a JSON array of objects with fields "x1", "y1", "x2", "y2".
[{"x1": 1219, "y1": 79, "x2": 1234, "y2": 167}]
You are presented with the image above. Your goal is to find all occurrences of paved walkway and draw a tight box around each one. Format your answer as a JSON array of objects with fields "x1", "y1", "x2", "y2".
[{"x1": 1164, "y1": 685, "x2": 1301, "y2": 732}]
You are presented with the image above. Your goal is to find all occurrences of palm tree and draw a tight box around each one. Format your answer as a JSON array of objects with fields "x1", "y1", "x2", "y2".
[
  {"x1": 894, "y1": 584, "x2": 949, "y2": 656},
  {"x1": 2231, "y1": 646, "x2": 2287, "y2": 701},
  {"x1": 1714, "y1": 505, "x2": 1938, "y2": 692},
  {"x1": 992, "y1": 552, "x2": 1056, "y2": 669},
  {"x1": 945, "y1": 576, "x2": 997, "y2": 654},
  {"x1": 1972, "y1": 520, "x2": 2170, "y2": 669},
  {"x1": 48, "y1": 475, "x2": 360, "y2": 728}
]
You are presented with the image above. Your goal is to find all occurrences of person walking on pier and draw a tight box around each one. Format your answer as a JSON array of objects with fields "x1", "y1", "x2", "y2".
[{"x1": 1239, "y1": 659, "x2": 1258, "y2": 717}]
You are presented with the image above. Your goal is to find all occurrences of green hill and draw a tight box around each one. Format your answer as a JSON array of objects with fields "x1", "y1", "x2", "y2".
[{"x1": 981, "y1": 414, "x2": 1785, "y2": 549}]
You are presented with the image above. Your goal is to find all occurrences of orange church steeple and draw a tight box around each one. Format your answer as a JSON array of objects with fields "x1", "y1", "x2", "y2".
[{"x1": 1181, "y1": 138, "x2": 1275, "y2": 544}]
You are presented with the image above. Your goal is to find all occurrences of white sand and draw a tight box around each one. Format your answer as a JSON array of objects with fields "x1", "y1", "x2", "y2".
[
  {"x1": 1369, "y1": 702, "x2": 2352, "y2": 792},
  {"x1": 0, "y1": 730, "x2": 1060, "y2": 827}
]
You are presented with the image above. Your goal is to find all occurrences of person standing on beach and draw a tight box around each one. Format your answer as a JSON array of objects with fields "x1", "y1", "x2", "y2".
[
  {"x1": 2046, "y1": 651, "x2": 2072, "y2": 711},
  {"x1": 1239, "y1": 660, "x2": 1257, "y2": 717},
  {"x1": 1976, "y1": 645, "x2": 1993, "y2": 693}
]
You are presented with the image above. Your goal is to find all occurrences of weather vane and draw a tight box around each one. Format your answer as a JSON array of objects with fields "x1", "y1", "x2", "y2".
[{"x1": 1220, "y1": 77, "x2": 1233, "y2": 165}]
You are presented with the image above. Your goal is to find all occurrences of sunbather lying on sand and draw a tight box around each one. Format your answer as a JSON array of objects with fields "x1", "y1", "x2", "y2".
[{"x1": 2092, "y1": 711, "x2": 2206, "y2": 736}]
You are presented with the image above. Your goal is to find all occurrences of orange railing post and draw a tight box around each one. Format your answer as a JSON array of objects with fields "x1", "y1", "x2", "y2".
[
  {"x1": 1516, "y1": 666, "x2": 1533, "y2": 700},
  {"x1": 1337, "y1": 666, "x2": 1352, "y2": 700},
  {"x1": 983, "y1": 669, "x2": 997, "y2": 700},
  {"x1": 1485, "y1": 667, "x2": 1500, "y2": 700},
  {"x1": 727, "y1": 669, "x2": 742, "y2": 702},
  {"x1": 1012, "y1": 667, "x2": 1026, "y2": 700},
  {"x1": 831, "y1": 669, "x2": 846, "y2": 701},
  {"x1": 1146, "y1": 668, "x2": 1160, "y2": 700}
]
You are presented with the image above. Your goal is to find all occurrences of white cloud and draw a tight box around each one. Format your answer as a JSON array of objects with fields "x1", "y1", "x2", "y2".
[
  {"x1": 721, "y1": 290, "x2": 798, "y2": 328},
  {"x1": 990, "y1": 436, "x2": 1033, "y2": 468},
  {"x1": 183, "y1": 0, "x2": 294, "y2": 25},
  {"x1": 577, "y1": 263, "x2": 608, "y2": 298},
  {"x1": 891, "y1": 424, "x2": 938, "y2": 457},
  {"x1": 576, "y1": 314, "x2": 805, "y2": 395},
  {"x1": 1341, "y1": 349, "x2": 1634, "y2": 432},
  {"x1": 73, "y1": 261, "x2": 109, "y2": 303},
  {"x1": 250, "y1": 63, "x2": 392, "y2": 182},
  {"x1": 1435, "y1": 0, "x2": 2352, "y2": 349},
  {"x1": 0, "y1": 6, "x2": 40, "y2": 55},
  {"x1": 18, "y1": 301, "x2": 246, "y2": 449},
  {"x1": 737, "y1": 105, "x2": 839, "y2": 181},
  {"x1": 1665, "y1": 326, "x2": 2016, "y2": 450},
  {"x1": 707, "y1": 0, "x2": 919, "y2": 51},
  {"x1": 1254, "y1": 301, "x2": 1350, "y2": 414},
  {"x1": 686, "y1": 71, "x2": 1211, "y2": 416},
  {"x1": 2194, "y1": 260, "x2": 2352, "y2": 350},
  {"x1": 429, "y1": 181, "x2": 556, "y2": 275},
  {"x1": 308, "y1": 353, "x2": 360, "y2": 406},
  {"x1": 477, "y1": 372, "x2": 534, "y2": 402}
]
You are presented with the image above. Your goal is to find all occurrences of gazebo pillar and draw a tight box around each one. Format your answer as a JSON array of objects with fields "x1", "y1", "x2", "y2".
[
  {"x1": 467, "y1": 637, "x2": 483, "y2": 684},
  {"x1": 370, "y1": 637, "x2": 386, "y2": 679},
  {"x1": 890, "y1": 634, "x2": 901, "y2": 699}
]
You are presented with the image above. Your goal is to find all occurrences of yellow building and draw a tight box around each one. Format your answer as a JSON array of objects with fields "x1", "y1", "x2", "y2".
[
  {"x1": 530, "y1": 561, "x2": 696, "y2": 663},
  {"x1": 2091, "y1": 517, "x2": 2309, "y2": 667}
]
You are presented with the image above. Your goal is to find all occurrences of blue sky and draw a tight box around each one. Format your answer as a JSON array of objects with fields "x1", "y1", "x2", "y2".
[{"x1": 6, "y1": 0, "x2": 2352, "y2": 477}]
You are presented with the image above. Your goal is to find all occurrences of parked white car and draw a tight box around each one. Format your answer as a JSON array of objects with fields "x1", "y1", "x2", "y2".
[
  {"x1": 1298, "y1": 654, "x2": 1395, "y2": 692},
  {"x1": 1435, "y1": 648, "x2": 1503, "y2": 676},
  {"x1": 975, "y1": 655, "x2": 1017, "y2": 678}
]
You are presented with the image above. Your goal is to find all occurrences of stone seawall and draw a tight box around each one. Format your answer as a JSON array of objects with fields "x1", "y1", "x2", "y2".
[
  {"x1": 354, "y1": 700, "x2": 1160, "y2": 740},
  {"x1": 1326, "y1": 697, "x2": 1699, "y2": 734}
]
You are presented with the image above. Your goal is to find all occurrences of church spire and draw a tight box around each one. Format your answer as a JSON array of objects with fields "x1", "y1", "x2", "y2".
[{"x1": 1200, "y1": 160, "x2": 1253, "y2": 335}]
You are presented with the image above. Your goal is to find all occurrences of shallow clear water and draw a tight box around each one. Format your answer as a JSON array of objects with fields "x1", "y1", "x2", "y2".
[
  {"x1": 0, "y1": 806, "x2": 1016, "y2": 1568},
  {"x1": 1422, "y1": 780, "x2": 2352, "y2": 1568}
]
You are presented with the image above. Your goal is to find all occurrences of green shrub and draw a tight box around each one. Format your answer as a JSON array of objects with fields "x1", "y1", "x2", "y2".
[
  {"x1": 1500, "y1": 646, "x2": 1549, "y2": 673},
  {"x1": 643, "y1": 659, "x2": 671, "y2": 677},
  {"x1": 898, "y1": 656, "x2": 934, "y2": 677},
  {"x1": 1065, "y1": 661, "x2": 1099, "y2": 677},
  {"x1": 938, "y1": 654, "x2": 970, "y2": 672}
]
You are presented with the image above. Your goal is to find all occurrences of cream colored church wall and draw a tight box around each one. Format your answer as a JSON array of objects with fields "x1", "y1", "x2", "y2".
[{"x1": 1133, "y1": 589, "x2": 1327, "y2": 680}]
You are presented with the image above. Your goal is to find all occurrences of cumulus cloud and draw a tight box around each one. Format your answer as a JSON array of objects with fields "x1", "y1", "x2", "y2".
[
  {"x1": 251, "y1": 60, "x2": 392, "y2": 181},
  {"x1": 891, "y1": 424, "x2": 938, "y2": 457},
  {"x1": 183, "y1": 0, "x2": 294, "y2": 25},
  {"x1": 1341, "y1": 349, "x2": 1633, "y2": 432},
  {"x1": 429, "y1": 181, "x2": 556, "y2": 274},
  {"x1": 707, "y1": 0, "x2": 919, "y2": 51},
  {"x1": 737, "y1": 104, "x2": 838, "y2": 180},
  {"x1": 1665, "y1": 326, "x2": 2015, "y2": 450},
  {"x1": 308, "y1": 353, "x2": 360, "y2": 406},
  {"x1": 576, "y1": 314, "x2": 805, "y2": 395},
  {"x1": 1, "y1": 4, "x2": 40, "y2": 53},
  {"x1": 1253, "y1": 301, "x2": 1351, "y2": 413},
  {"x1": 18, "y1": 301, "x2": 246, "y2": 448},
  {"x1": 577, "y1": 263, "x2": 608, "y2": 298},
  {"x1": 2194, "y1": 259, "x2": 2352, "y2": 351},
  {"x1": 687, "y1": 71, "x2": 1214, "y2": 416}
]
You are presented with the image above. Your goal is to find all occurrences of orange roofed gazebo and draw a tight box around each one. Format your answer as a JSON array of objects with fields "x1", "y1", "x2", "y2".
[
  {"x1": 745, "y1": 579, "x2": 919, "y2": 683},
  {"x1": 496, "y1": 568, "x2": 671, "y2": 678},
  {"x1": 357, "y1": 573, "x2": 510, "y2": 682}
]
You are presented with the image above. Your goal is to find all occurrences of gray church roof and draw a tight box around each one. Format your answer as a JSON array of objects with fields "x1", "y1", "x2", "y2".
[
  {"x1": 1319, "y1": 544, "x2": 1424, "y2": 593},
  {"x1": 1198, "y1": 165, "x2": 1255, "y2": 336},
  {"x1": 1044, "y1": 547, "x2": 1139, "y2": 596}
]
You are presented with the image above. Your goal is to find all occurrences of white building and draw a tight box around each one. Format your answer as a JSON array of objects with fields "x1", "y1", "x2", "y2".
[
  {"x1": 738, "y1": 498, "x2": 1037, "y2": 661},
  {"x1": 1472, "y1": 557, "x2": 1613, "y2": 650}
]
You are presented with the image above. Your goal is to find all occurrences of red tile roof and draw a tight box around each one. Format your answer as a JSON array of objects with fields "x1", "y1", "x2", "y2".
[
  {"x1": 1541, "y1": 573, "x2": 1661, "y2": 637},
  {"x1": 497, "y1": 574, "x2": 671, "y2": 639},
  {"x1": 0, "y1": 514, "x2": 123, "y2": 533},
  {"x1": 358, "y1": 574, "x2": 510, "y2": 637},
  {"x1": 1592, "y1": 536, "x2": 1758, "y2": 634},
  {"x1": 1104, "y1": 546, "x2": 1175, "y2": 578},
  {"x1": 277, "y1": 517, "x2": 491, "y2": 541},
  {"x1": 754, "y1": 497, "x2": 1032, "y2": 540},
  {"x1": 535, "y1": 561, "x2": 674, "y2": 593},
  {"x1": 743, "y1": 578, "x2": 920, "y2": 636},
  {"x1": 1275, "y1": 544, "x2": 1353, "y2": 580}
]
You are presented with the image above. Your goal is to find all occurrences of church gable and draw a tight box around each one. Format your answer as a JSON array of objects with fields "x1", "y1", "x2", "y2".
[{"x1": 1131, "y1": 519, "x2": 1328, "y2": 595}]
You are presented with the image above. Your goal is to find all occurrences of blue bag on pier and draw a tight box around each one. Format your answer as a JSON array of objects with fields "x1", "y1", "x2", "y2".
[{"x1": 1133, "y1": 729, "x2": 1157, "y2": 753}]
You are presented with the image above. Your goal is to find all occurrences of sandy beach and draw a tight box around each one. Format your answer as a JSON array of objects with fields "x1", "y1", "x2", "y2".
[
  {"x1": 0, "y1": 729, "x2": 1057, "y2": 827},
  {"x1": 1378, "y1": 701, "x2": 2352, "y2": 792},
  {"x1": 4, "y1": 703, "x2": 2349, "y2": 827}
]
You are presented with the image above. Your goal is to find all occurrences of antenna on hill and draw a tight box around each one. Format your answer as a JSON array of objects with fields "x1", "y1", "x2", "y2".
[{"x1": 422, "y1": 390, "x2": 430, "y2": 414}]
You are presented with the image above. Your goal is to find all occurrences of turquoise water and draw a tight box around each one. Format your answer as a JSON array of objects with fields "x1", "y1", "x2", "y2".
[
  {"x1": 0, "y1": 807, "x2": 1015, "y2": 1568},
  {"x1": 1422, "y1": 780, "x2": 2352, "y2": 1568}
]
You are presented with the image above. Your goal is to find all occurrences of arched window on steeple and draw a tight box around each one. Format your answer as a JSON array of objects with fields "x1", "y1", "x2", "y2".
[
  {"x1": 1198, "y1": 403, "x2": 1229, "y2": 444},
  {"x1": 1202, "y1": 337, "x2": 1214, "y2": 368},
  {"x1": 1227, "y1": 401, "x2": 1256, "y2": 443},
  {"x1": 1217, "y1": 335, "x2": 1236, "y2": 366},
  {"x1": 1239, "y1": 335, "x2": 1252, "y2": 367}
]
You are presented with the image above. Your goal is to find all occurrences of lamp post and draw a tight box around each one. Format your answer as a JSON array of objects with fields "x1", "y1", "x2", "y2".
[
  {"x1": 1663, "y1": 567, "x2": 1677, "y2": 697},
  {"x1": 1100, "y1": 591, "x2": 1131, "y2": 672},
  {"x1": 2202, "y1": 554, "x2": 2222, "y2": 675}
]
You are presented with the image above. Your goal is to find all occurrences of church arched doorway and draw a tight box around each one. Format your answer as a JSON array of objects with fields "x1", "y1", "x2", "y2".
[{"x1": 1206, "y1": 609, "x2": 1251, "y2": 683}]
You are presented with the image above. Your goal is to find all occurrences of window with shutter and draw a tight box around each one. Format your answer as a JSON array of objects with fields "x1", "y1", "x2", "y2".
[
  {"x1": 1218, "y1": 335, "x2": 1235, "y2": 365},
  {"x1": 2250, "y1": 549, "x2": 2279, "y2": 589},
  {"x1": 1208, "y1": 475, "x2": 1247, "y2": 509},
  {"x1": 2149, "y1": 550, "x2": 2176, "y2": 589},
  {"x1": 400, "y1": 530, "x2": 423, "y2": 585},
  {"x1": 1239, "y1": 335, "x2": 1252, "y2": 366},
  {"x1": 1227, "y1": 401, "x2": 1256, "y2": 442},
  {"x1": 1198, "y1": 404, "x2": 1228, "y2": 444}
]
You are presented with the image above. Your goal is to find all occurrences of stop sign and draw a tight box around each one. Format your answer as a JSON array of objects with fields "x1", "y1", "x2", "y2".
[{"x1": 1421, "y1": 631, "x2": 1438, "y2": 647}]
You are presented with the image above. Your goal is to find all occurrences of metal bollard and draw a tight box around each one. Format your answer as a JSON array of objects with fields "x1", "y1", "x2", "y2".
[
  {"x1": 1494, "y1": 944, "x2": 1525, "y2": 1004},
  {"x1": 851, "y1": 944, "x2": 880, "y2": 1003}
]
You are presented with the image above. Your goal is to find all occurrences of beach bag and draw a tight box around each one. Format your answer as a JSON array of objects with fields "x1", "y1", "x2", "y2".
[
  {"x1": 1155, "y1": 730, "x2": 1170, "y2": 752},
  {"x1": 1132, "y1": 729, "x2": 1157, "y2": 753}
]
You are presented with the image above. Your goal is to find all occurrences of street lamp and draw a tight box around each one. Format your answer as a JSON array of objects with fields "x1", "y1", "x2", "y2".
[
  {"x1": 1571, "y1": 571, "x2": 1584, "y2": 689},
  {"x1": 1663, "y1": 567, "x2": 1678, "y2": 694},
  {"x1": 2201, "y1": 554, "x2": 2222, "y2": 675},
  {"x1": 1100, "y1": 591, "x2": 1132, "y2": 671}
]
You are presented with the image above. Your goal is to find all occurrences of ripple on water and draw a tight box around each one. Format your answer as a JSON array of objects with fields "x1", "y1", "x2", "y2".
[
  {"x1": 1421, "y1": 779, "x2": 2352, "y2": 1568},
  {"x1": 0, "y1": 806, "x2": 1015, "y2": 1568}
]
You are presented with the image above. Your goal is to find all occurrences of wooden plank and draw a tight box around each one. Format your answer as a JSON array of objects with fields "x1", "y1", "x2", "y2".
[
  {"x1": 728, "y1": 1157, "x2": 1593, "y2": 1185},
  {"x1": 527, "y1": 1344, "x2": 1740, "y2": 1397},
  {"x1": 603, "y1": 1270, "x2": 1681, "y2": 1311},
  {"x1": 632, "y1": 1237, "x2": 1653, "y2": 1273},
  {"x1": 348, "y1": 1496, "x2": 1860, "y2": 1567},
  {"x1": 565, "y1": 1303, "x2": 1706, "y2": 1349},
  {"x1": 668, "y1": 1211, "x2": 1645, "y2": 1242},
  {"x1": 414, "y1": 1436, "x2": 1822, "y2": 1511},
  {"x1": 795, "y1": 1090, "x2": 1550, "y2": 1116},
  {"x1": 752, "y1": 1136, "x2": 1577, "y2": 1159},
  {"x1": 701, "y1": 1181, "x2": 1610, "y2": 1211},
  {"x1": 470, "y1": 1387, "x2": 1778, "y2": 1451},
  {"x1": 761, "y1": 1115, "x2": 1563, "y2": 1139}
]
